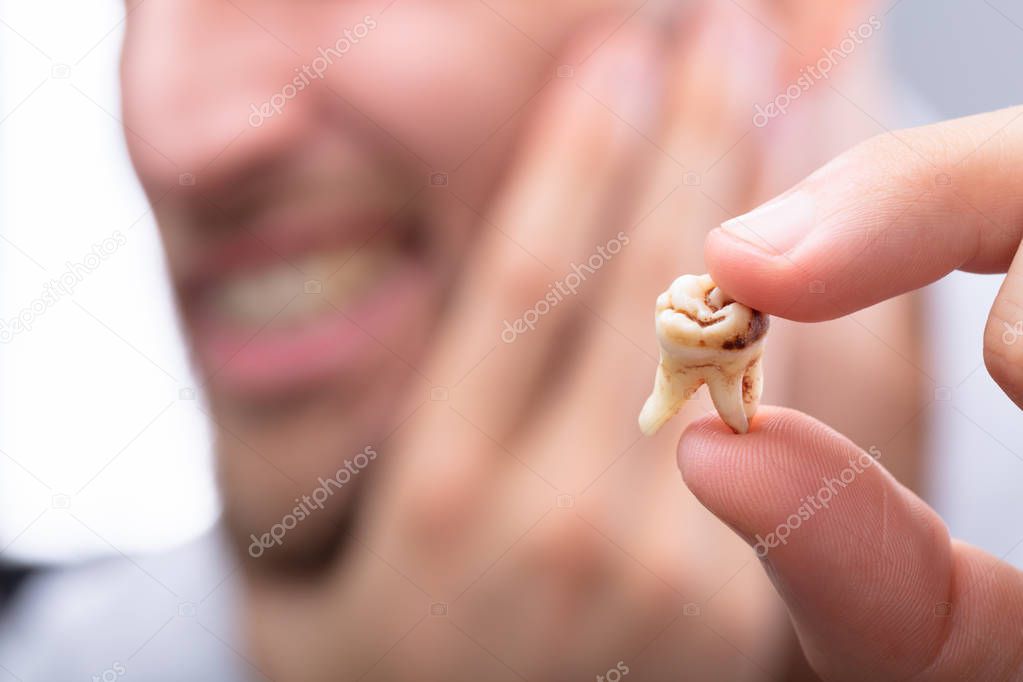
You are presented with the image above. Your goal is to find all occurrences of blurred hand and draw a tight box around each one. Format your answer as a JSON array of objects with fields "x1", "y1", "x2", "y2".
[
  {"x1": 683, "y1": 106, "x2": 1023, "y2": 680},
  {"x1": 246, "y1": 9, "x2": 793, "y2": 682}
]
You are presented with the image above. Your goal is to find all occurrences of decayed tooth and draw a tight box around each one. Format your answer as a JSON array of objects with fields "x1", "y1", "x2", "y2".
[
  {"x1": 213, "y1": 261, "x2": 308, "y2": 326},
  {"x1": 211, "y1": 247, "x2": 401, "y2": 328},
  {"x1": 639, "y1": 274, "x2": 769, "y2": 435},
  {"x1": 315, "y1": 248, "x2": 398, "y2": 307}
]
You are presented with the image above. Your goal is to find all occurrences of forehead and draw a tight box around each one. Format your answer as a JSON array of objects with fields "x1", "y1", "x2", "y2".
[
  {"x1": 123, "y1": 0, "x2": 636, "y2": 47},
  {"x1": 118, "y1": 0, "x2": 657, "y2": 184}
]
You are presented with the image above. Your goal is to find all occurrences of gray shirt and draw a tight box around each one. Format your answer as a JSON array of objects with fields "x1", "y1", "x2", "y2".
[{"x1": 0, "y1": 531, "x2": 252, "y2": 682}]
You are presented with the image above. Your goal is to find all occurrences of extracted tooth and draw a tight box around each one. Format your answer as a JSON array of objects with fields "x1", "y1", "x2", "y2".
[{"x1": 639, "y1": 274, "x2": 769, "y2": 435}]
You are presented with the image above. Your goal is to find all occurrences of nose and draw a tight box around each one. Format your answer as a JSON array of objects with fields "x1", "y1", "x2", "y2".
[{"x1": 120, "y1": 0, "x2": 319, "y2": 199}]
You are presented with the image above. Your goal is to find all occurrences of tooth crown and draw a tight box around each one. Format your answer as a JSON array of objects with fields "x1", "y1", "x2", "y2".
[
  {"x1": 656, "y1": 274, "x2": 766, "y2": 351},
  {"x1": 639, "y1": 274, "x2": 769, "y2": 436}
]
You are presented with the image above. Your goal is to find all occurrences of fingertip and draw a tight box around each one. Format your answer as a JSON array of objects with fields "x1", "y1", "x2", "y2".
[
  {"x1": 676, "y1": 412, "x2": 732, "y2": 484},
  {"x1": 677, "y1": 405, "x2": 913, "y2": 559},
  {"x1": 703, "y1": 229, "x2": 807, "y2": 319},
  {"x1": 678, "y1": 406, "x2": 818, "y2": 465},
  {"x1": 678, "y1": 405, "x2": 959, "y2": 680},
  {"x1": 706, "y1": 227, "x2": 867, "y2": 323},
  {"x1": 677, "y1": 407, "x2": 816, "y2": 518}
]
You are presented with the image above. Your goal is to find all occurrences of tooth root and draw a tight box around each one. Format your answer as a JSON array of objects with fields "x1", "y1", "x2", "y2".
[
  {"x1": 639, "y1": 367, "x2": 702, "y2": 436},
  {"x1": 639, "y1": 274, "x2": 769, "y2": 437},
  {"x1": 706, "y1": 373, "x2": 749, "y2": 435},
  {"x1": 742, "y1": 357, "x2": 764, "y2": 421}
]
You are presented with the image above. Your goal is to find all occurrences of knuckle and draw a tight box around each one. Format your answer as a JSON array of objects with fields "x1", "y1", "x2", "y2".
[
  {"x1": 398, "y1": 474, "x2": 480, "y2": 547},
  {"x1": 489, "y1": 249, "x2": 556, "y2": 316},
  {"x1": 532, "y1": 67, "x2": 633, "y2": 165},
  {"x1": 629, "y1": 549, "x2": 685, "y2": 610},
  {"x1": 524, "y1": 513, "x2": 607, "y2": 575}
]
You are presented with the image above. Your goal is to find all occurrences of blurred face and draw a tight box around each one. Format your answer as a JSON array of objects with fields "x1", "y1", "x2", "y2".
[{"x1": 120, "y1": 0, "x2": 633, "y2": 565}]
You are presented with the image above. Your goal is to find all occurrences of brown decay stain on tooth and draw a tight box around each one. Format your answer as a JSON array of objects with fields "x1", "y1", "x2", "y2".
[
  {"x1": 702, "y1": 285, "x2": 729, "y2": 312},
  {"x1": 677, "y1": 309, "x2": 727, "y2": 328},
  {"x1": 721, "y1": 310, "x2": 770, "y2": 350}
]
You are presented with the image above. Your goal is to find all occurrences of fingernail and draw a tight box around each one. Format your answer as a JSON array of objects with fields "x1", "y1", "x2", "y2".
[
  {"x1": 719, "y1": 190, "x2": 816, "y2": 255},
  {"x1": 645, "y1": 0, "x2": 691, "y2": 36},
  {"x1": 729, "y1": 11, "x2": 781, "y2": 111},
  {"x1": 590, "y1": 27, "x2": 663, "y2": 127}
]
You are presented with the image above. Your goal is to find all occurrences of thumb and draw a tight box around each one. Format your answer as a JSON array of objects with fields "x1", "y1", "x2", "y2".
[
  {"x1": 678, "y1": 407, "x2": 1023, "y2": 681},
  {"x1": 702, "y1": 107, "x2": 1023, "y2": 407}
]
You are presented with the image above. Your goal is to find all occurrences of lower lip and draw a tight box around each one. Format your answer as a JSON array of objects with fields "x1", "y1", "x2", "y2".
[{"x1": 189, "y1": 260, "x2": 431, "y2": 396}]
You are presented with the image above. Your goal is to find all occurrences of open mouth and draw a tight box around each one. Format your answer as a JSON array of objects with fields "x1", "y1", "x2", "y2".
[{"x1": 183, "y1": 214, "x2": 432, "y2": 396}]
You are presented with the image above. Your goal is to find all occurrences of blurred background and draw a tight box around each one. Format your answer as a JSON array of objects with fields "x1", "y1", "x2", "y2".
[{"x1": 0, "y1": 0, "x2": 1020, "y2": 572}]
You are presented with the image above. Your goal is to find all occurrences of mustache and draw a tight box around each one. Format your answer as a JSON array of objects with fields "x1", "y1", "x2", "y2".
[
  {"x1": 150, "y1": 123, "x2": 418, "y2": 230},
  {"x1": 190, "y1": 154, "x2": 418, "y2": 230},
  {"x1": 154, "y1": 138, "x2": 424, "y2": 282}
]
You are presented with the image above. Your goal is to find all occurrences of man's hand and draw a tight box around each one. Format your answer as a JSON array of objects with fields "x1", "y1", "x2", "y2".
[
  {"x1": 683, "y1": 106, "x2": 1023, "y2": 680},
  {"x1": 248, "y1": 8, "x2": 790, "y2": 681}
]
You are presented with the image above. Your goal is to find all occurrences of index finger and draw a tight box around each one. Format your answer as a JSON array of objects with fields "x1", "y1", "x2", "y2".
[
  {"x1": 704, "y1": 105, "x2": 1023, "y2": 322},
  {"x1": 679, "y1": 407, "x2": 1023, "y2": 681}
]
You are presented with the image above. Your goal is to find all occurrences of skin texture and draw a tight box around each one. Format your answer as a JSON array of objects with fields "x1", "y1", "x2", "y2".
[
  {"x1": 119, "y1": 0, "x2": 921, "y2": 679},
  {"x1": 691, "y1": 107, "x2": 1023, "y2": 680}
]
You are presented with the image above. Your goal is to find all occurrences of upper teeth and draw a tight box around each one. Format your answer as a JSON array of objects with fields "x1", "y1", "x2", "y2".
[{"x1": 210, "y1": 247, "x2": 398, "y2": 328}]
